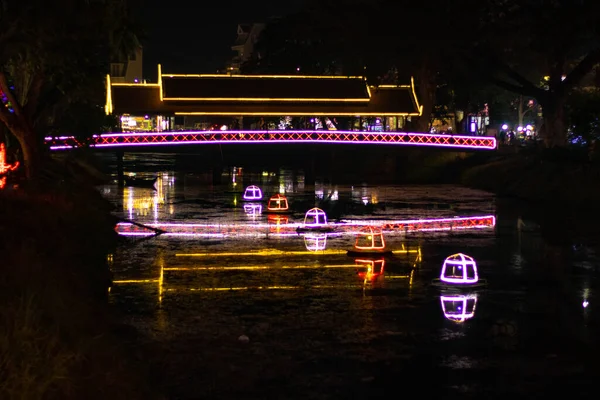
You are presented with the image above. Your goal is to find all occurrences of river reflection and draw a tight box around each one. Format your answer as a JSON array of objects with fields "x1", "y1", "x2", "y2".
[
  {"x1": 102, "y1": 166, "x2": 600, "y2": 399},
  {"x1": 440, "y1": 293, "x2": 478, "y2": 322}
]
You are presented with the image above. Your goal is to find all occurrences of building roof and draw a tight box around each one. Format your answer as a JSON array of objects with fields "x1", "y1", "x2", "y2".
[
  {"x1": 106, "y1": 65, "x2": 422, "y2": 117},
  {"x1": 161, "y1": 75, "x2": 370, "y2": 101}
]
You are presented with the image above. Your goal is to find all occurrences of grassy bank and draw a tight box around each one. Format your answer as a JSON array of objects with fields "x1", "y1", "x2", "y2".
[{"x1": 0, "y1": 176, "x2": 162, "y2": 399}]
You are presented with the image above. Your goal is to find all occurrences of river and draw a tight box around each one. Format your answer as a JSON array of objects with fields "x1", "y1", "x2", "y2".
[{"x1": 102, "y1": 162, "x2": 600, "y2": 399}]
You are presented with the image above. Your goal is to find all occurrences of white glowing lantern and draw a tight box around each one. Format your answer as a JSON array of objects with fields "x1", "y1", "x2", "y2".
[
  {"x1": 304, "y1": 233, "x2": 327, "y2": 251},
  {"x1": 267, "y1": 194, "x2": 289, "y2": 212},
  {"x1": 440, "y1": 253, "x2": 479, "y2": 284},
  {"x1": 440, "y1": 294, "x2": 478, "y2": 322},
  {"x1": 303, "y1": 207, "x2": 327, "y2": 227},
  {"x1": 354, "y1": 226, "x2": 386, "y2": 251},
  {"x1": 243, "y1": 185, "x2": 262, "y2": 201},
  {"x1": 501, "y1": 124, "x2": 508, "y2": 130}
]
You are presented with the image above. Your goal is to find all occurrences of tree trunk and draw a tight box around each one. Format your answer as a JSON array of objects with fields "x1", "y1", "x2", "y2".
[
  {"x1": 12, "y1": 124, "x2": 42, "y2": 180},
  {"x1": 540, "y1": 95, "x2": 567, "y2": 147},
  {"x1": 415, "y1": 65, "x2": 436, "y2": 133}
]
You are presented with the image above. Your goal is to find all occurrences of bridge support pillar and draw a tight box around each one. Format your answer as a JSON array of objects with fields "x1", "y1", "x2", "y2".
[{"x1": 116, "y1": 151, "x2": 124, "y2": 187}]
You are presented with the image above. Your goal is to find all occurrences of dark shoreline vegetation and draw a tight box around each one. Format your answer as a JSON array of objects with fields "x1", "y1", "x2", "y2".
[{"x1": 0, "y1": 164, "x2": 163, "y2": 399}]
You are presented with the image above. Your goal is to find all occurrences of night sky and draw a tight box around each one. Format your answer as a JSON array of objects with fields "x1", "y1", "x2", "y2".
[{"x1": 137, "y1": 0, "x2": 304, "y2": 80}]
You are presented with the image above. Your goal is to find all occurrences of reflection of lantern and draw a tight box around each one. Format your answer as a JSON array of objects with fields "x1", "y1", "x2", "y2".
[
  {"x1": 243, "y1": 185, "x2": 262, "y2": 200},
  {"x1": 354, "y1": 226, "x2": 386, "y2": 251},
  {"x1": 268, "y1": 214, "x2": 288, "y2": 224},
  {"x1": 440, "y1": 253, "x2": 478, "y2": 284},
  {"x1": 440, "y1": 294, "x2": 477, "y2": 322},
  {"x1": 303, "y1": 207, "x2": 327, "y2": 227},
  {"x1": 244, "y1": 203, "x2": 262, "y2": 216},
  {"x1": 355, "y1": 258, "x2": 385, "y2": 282},
  {"x1": 267, "y1": 194, "x2": 289, "y2": 212},
  {"x1": 304, "y1": 233, "x2": 327, "y2": 251}
]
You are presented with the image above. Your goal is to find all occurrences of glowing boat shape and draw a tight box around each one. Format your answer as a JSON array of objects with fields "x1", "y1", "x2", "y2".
[
  {"x1": 266, "y1": 193, "x2": 290, "y2": 213},
  {"x1": 440, "y1": 294, "x2": 478, "y2": 322},
  {"x1": 296, "y1": 207, "x2": 335, "y2": 233},
  {"x1": 347, "y1": 226, "x2": 393, "y2": 257},
  {"x1": 243, "y1": 185, "x2": 263, "y2": 201},
  {"x1": 431, "y1": 253, "x2": 487, "y2": 288}
]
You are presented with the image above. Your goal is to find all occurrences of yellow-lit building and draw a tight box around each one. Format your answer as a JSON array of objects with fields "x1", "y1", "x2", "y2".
[{"x1": 105, "y1": 65, "x2": 423, "y2": 132}]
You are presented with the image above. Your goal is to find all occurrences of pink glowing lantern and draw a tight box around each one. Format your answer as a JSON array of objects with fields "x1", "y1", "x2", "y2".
[
  {"x1": 355, "y1": 258, "x2": 385, "y2": 282},
  {"x1": 304, "y1": 233, "x2": 328, "y2": 251},
  {"x1": 440, "y1": 253, "x2": 479, "y2": 284},
  {"x1": 243, "y1": 185, "x2": 262, "y2": 201},
  {"x1": 354, "y1": 226, "x2": 386, "y2": 252},
  {"x1": 267, "y1": 194, "x2": 289, "y2": 212},
  {"x1": 440, "y1": 294, "x2": 478, "y2": 322},
  {"x1": 303, "y1": 207, "x2": 327, "y2": 227}
]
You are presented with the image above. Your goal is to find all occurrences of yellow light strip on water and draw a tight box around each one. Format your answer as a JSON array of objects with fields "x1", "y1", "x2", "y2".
[
  {"x1": 112, "y1": 279, "x2": 160, "y2": 284},
  {"x1": 162, "y1": 264, "x2": 360, "y2": 271},
  {"x1": 164, "y1": 284, "x2": 365, "y2": 292}
]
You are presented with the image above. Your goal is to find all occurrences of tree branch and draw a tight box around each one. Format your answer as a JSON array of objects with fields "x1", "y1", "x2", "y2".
[
  {"x1": 23, "y1": 71, "x2": 44, "y2": 121},
  {"x1": 0, "y1": 71, "x2": 24, "y2": 120},
  {"x1": 562, "y1": 49, "x2": 600, "y2": 89}
]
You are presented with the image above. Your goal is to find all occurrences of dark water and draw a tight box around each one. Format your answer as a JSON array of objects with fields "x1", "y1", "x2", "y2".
[{"x1": 103, "y1": 166, "x2": 600, "y2": 399}]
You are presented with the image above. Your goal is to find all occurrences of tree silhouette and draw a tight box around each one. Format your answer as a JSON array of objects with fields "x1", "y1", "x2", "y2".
[{"x1": 0, "y1": 0, "x2": 141, "y2": 179}]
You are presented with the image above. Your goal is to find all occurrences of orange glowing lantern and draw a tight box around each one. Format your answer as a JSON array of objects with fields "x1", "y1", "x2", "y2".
[
  {"x1": 347, "y1": 226, "x2": 392, "y2": 256},
  {"x1": 267, "y1": 194, "x2": 289, "y2": 212},
  {"x1": 355, "y1": 226, "x2": 385, "y2": 250}
]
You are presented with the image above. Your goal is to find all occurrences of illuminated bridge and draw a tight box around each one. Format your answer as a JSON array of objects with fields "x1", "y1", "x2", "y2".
[
  {"x1": 46, "y1": 65, "x2": 497, "y2": 151},
  {"x1": 45, "y1": 130, "x2": 496, "y2": 150}
]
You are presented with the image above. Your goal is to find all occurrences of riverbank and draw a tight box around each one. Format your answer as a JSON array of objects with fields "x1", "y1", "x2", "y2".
[
  {"x1": 0, "y1": 173, "x2": 162, "y2": 399},
  {"x1": 459, "y1": 148, "x2": 600, "y2": 245}
]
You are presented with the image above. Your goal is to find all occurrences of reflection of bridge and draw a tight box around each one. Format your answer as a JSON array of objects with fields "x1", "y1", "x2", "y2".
[
  {"x1": 116, "y1": 215, "x2": 496, "y2": 238},
  {"x1": 45, "y1": 130, "x2": 496, "y2": 151}
]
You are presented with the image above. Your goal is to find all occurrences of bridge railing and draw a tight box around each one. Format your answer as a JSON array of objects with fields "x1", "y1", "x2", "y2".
[{"x1": 44, "y1": 130, "x2": 497, "y2": 150}]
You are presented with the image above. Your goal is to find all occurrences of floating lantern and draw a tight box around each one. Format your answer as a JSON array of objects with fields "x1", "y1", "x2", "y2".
[
  {"x1": 304, "y1": 233, "x2": 328, "y2": 251},
  {"x1": 432, "y1": 253, "x2": 486, "y2": 287},
  {"x1": 297, "y1": 207, "x2": 334, "y2": 233},
  {"x1": 355, "y1": 258, "x2": 385, "y2": 282},
  {"x1": 243, "y1": 185, "x2": 262, "y2": 201},
  {"x1": 304, "y1": 207, "x2": 327, "y2": 226},
  {"x1": 267, "y1": 194, "x2": 289, "y2": 212},
  {"x1": 440, "y1": 294, "x2": 478, "y2": 322},
  {"x1": 347, "y1": 226, "x2": 392, "y2": 256}
]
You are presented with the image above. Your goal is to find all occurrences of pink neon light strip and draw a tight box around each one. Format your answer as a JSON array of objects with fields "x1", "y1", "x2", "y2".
[
  {"x1": 46, "y1": 130, "x2": 497, "y2": 150},
  {"x1": 116, "y1": 215, "x2": 495, "y2": 237}
]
